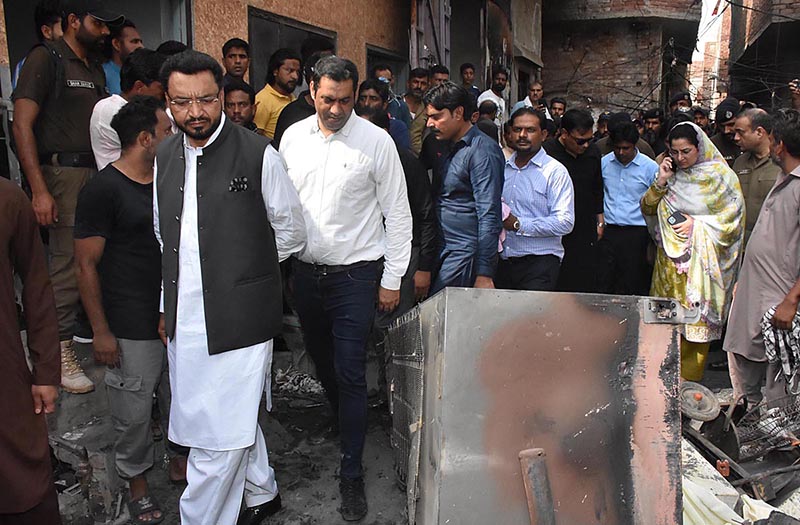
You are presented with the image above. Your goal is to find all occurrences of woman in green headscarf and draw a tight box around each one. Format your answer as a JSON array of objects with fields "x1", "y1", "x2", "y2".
[{"x1": 641, "y1": 121, "x2": 745, "y2": 381}]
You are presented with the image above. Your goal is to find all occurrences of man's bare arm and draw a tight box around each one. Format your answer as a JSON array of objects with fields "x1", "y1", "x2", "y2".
[
  {"x1": 13, "y1": 98, "x2": 57, "y2": 226},
  {"x1": 75, "y1": 237, "x2": 120, "y2": 367}
]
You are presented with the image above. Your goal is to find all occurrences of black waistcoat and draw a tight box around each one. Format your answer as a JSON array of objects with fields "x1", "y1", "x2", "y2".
[{"x1": 156, "y1": 118, "x2": 282, "y2": 355}]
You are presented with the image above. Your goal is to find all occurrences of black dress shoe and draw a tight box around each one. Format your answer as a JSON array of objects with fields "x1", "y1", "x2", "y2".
[
  {"x1": 237, "y1": 494, "x2": 282, "y2": 525},
  {"x1": 339, "y1": 477, "x2": 367, "y2": 521}
]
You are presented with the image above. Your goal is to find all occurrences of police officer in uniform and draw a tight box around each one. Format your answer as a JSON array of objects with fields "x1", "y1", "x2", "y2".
[
  {"x1": 711, "y1": 98, "x2": 742, "y2": 168},
  {"x1": 12, "y1": 0, "x2": 123, "y2": 393}
]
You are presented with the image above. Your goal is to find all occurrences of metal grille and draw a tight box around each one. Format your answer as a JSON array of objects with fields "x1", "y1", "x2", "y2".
[
  {"x1": 386, "y1": 306, "x2": 425, "y2": 524},
  {"x1": 737, "y1": 394, "x2": 800, "y2": 461}
]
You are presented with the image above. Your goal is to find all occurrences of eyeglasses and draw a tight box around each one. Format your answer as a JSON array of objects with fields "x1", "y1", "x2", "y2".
[
  {"x1": 168, "y1": 95, "x2": 220, "y2": 110},
  {"x1": 569, "y1": 134, "x2": 593, "y2": 146}
]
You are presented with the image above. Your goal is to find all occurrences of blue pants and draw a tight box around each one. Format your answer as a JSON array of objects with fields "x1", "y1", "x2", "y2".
[
  {"x1": 292, "y1": 260, "x2": 381, "y2": 480},
  {"x1": 431, "y1": 249, "x2": 478, "y2": 294}
]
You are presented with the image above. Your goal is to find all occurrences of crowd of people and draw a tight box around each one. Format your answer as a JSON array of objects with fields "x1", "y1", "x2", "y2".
[{"x1": 5, "y1": 1, "x2": 800, "y2": 525}]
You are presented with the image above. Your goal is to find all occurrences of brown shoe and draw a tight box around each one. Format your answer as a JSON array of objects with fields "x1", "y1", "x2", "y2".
[{"x1": 60, "y1": 340, "x2": 94, "y2": 394}]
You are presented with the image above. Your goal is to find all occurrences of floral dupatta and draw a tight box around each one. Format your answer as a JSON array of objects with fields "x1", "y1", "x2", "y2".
[{"x1": 646, "y1": 122, "x2": 745, "y2": 333}]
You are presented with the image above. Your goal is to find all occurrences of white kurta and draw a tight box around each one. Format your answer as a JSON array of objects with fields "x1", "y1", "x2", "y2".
[{"x1": 154, "y1": 114, "x2": 306, "y2": 451}]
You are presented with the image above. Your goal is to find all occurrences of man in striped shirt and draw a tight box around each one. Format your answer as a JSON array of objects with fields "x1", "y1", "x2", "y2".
[{"x1": 497, "y1": 107, "x2": 575, "y2": 291}]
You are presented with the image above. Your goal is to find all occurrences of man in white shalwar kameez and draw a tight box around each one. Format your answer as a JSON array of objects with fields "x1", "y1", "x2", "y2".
[{"x1": 153, "y1": 50, "x2": 306, "y2": 525}]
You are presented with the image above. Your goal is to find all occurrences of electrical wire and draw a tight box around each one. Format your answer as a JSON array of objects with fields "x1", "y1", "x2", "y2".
[{"x1": 723, "y1": 0, "x2": 800, "y2": 23}]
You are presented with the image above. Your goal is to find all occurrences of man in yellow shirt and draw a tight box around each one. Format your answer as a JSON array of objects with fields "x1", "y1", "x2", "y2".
[{"x1": 254, "y1": 48, "x2": 301, "y2": 138}]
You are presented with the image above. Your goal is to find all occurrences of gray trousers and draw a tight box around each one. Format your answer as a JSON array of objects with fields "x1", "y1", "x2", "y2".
[
  {"x1": 104, "y1": 338, "x2": 170, "y2": 479},
  {"x1": 728, "y1": 352, "x2": 787, "y2": 407}
]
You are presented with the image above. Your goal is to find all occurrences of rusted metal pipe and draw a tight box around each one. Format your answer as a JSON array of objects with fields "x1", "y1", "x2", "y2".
[{"x1": 519, "y1": 448, "x2": 556, "y2": 525}]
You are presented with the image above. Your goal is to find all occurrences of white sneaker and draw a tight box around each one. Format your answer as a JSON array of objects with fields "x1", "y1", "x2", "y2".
[{"x1": 60, "y1": 340, "x2": 94, "y2": 394}]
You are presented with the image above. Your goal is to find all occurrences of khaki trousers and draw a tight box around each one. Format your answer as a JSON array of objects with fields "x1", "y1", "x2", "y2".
[{"x1": 41, "y1": 164, "x2": 94, "y2": 340}]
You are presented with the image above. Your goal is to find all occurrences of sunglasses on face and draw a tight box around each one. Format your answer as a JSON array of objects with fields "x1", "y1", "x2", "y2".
[{"x1": 570, "y1": 134, "x2": 593, "y2": 146}]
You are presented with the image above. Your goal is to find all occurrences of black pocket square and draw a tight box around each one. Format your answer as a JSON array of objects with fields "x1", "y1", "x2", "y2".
[{"x1": 229, "y1": 176, "x2": 249, "y2": 192}]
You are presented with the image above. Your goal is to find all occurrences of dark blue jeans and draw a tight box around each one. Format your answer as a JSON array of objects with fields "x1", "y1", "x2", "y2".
[{"x1": 292, "y1": 259, "x2": 381, "y2": 480}]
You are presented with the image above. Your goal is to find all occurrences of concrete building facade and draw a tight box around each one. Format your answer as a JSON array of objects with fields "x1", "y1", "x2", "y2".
[
  {"x1": 728, "y1": 0, "x2": 800, "y2": 109},
  {"x1": 540, "y1": 0, "x2": 701, "y2": 114}
]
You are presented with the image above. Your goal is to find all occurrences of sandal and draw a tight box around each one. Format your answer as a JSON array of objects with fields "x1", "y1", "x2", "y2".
[{"x1": 128, "y1": 495, "x2": 165, "y2": 524}]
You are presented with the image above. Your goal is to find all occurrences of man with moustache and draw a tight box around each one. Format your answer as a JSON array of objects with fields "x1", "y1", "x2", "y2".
[
  {"x1": 102, "y1": 19, "x2": 144, "y2": 95},
  {"x1": 426, "y1": 81, "x2": 504, "y2": 292},
  {"x1": 154, "y1": 50, "x2": 306, "y2": 525},
  {"x1": 221, "y1": 38, "x2": 250, "y2": 87},
  {"x1": 430, "y1": 64, "x2": 450, "y2": 87},
  {"x1": 642, "y1": 108, "x2": 666, "y2": 157},
  {"x1": 550, "y1": 97, "x2": 567, "y2": 118},
  {"x1": 724, "y1": 109, "x2": 800, "y2": 406},
  {"x1": 12, "y1": 0, "x2": 123, "y2": 394},
  {"x1": 497, "y1": 107, "x2": 574, "y2": 291},
  {"x1": 510, "y1": 80, "x2": 552, "y2": 120},
  {"x1": 224, "y1": 78, "x2": 264, "y2": 135},
  {"x1": 711, "y1": 97, "x2": 742, "y2": 167},
  {"x1": 478, "y1": 67, "x2": 509, "y2": 131},
  {"x1": 543, "y1": 109, "x2": 604, "y2": 293},
  {"x1": 732, "y1": 109, "x2": 782, "y2": 244},
  {"x1": 280, "y1": 55, "x2": 412, "y2": 521},
  {"x1": 693, "y1": 106, "x2": 713, "y2": 135},
  {"x1": 404, "y1": 67, "x2": 430, "y2": 154},
  {"x1": 254, "y1": 47, "x2": 301, "y2": 138}
]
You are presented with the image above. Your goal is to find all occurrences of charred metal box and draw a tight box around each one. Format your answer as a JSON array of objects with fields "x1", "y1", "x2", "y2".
[{"x1": 387, "y1": 288, "x2": 684, "y2": 525}]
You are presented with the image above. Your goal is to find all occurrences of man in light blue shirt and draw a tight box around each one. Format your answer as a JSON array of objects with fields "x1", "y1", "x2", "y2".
[
  {"x1": 103, "y1": 20, "x2": 143, "y2": 95},
  {"x1": 599, "y1": 120, "x2": 659, "y2": 295},
  {"x1": 497, "y1": 107, "x2": 574, "y2": 291}
]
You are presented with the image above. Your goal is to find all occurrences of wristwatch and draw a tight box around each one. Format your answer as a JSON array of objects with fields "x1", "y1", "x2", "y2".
[
  {"x1": 597, "y1": 222, "x2": 606, "y2": 228},
  {"x1": 513, "y1": 219, "x2": 520, "y2": 231}
]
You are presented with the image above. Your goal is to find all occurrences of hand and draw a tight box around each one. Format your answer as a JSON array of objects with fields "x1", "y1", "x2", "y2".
[
  {"x1": 597, "y1": 223, "x2": 605, "y2": 240},
  {"x1": 413, "y1": 271, "x2": 431, "y2": 302},
  {"x1": 378, "y1": 286, "x2": 400, "y2": 312},
  {"x1": 31, "y1": 385, "x2": 58, "y2": 415},
  {"x1": 93, "y1": 330, "x2": 121, "y2": 368},
  {"x1": 32, "y1": 190, "x2": 58, "y2": 226},
  {"x1": 791, "y1": 80, "x2": 800, "y2": 109},
  {"x1": 474, "y1": 276, "x2": 495, "y2": 289},
  {"x1": 772, "y1": 296, "x2": 799, "y2": 330},
  {"x1": 657, "y1": 157, "x2": 675, "y2": 186},
  {"x1": 158, "y1": 314, "x2": 167, "y2": 346},
  {"x1": 671, "y1": 214, "x2": 694, "y2": 238},
  {"x1": 503, "y1": 212, "x2": 519, "y2": 231}
]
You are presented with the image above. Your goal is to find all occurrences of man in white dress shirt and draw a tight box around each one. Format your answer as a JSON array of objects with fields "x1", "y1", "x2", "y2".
[
  {"x1": 280, "y1": 55, "x2": 412, "y2": 522},
  {"x1": 90, "y1": 49, "x2": 165, "y2": 169},
  {"x1": 153, "y1": 50, "x2": 306, "y2": 525}
]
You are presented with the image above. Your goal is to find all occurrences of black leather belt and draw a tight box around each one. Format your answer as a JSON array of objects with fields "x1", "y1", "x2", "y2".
[
  {"x1": 39, "y1": 152, "x2": 96, "y2": 169},
  {"x1": 294, "y1": 259, "x2": 380, "y2": 275}
]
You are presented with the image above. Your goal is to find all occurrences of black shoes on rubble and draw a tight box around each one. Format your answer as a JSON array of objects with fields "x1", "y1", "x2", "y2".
[
  {"x1": 237, "y1": 494, "x2": 282, "y2": 525},
  {"x1": 339, "y1": 477, "x2": 367, "y2": 522}
]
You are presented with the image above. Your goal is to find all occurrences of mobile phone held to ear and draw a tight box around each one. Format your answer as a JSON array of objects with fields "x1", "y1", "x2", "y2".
[
  {"x1": 668, "y1": 211, "x2": 687, "y2": 226},
  {"x1": 667, "y1": 156, "x2": 677, "y2": 173}
]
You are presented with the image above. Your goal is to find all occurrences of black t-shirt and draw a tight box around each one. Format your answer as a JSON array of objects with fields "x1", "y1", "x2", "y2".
[
  {"x1": 74, "y1": 165, "x2": 161, "y2": 340},
  {"x1": 272, "y1": 91, "x2": 316, "y2": 149}
]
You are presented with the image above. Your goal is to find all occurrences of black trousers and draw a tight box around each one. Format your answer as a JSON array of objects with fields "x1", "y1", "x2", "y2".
[
  {"x1": 597, "y1": 225, "x2": 652, "y2": 296},
  {"x1": 495, "y1": 254, "x2": 561, "y2": 291}
]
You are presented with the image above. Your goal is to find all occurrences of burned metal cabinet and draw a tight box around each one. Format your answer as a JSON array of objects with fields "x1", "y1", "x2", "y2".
[{"x1": 387, "y1": 288, "x2": 683, "y2": 525}]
